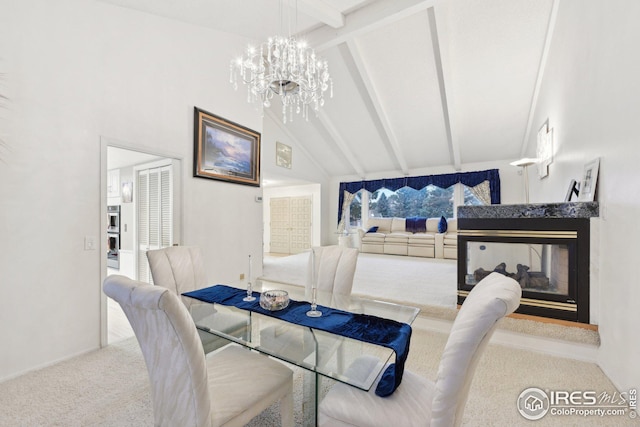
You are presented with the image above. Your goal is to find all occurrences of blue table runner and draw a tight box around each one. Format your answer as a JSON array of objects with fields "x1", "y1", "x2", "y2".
[{"x1": 183, "y1": 284, "x2": 412, "y2": 397}]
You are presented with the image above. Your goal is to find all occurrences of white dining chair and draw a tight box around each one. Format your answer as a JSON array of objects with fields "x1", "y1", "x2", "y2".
[
  {"x1": 309, "y1": 245, "x2": 359, "y2": 295},
  {"x1": 146, "y1": 245, "x2": 206, "y2": 308},
  {"x1": 260, "y1": 245, "x2": 359, "y2": 364},
  {"x1": 146, "y1": 245, "x2": 248, "y2": 353},
  {"x1": 317, "y1": 272, "x2": 522, "y2": 427},
  {"x1": 103, "y1": 274, "x2": 294, "y2": 427}
]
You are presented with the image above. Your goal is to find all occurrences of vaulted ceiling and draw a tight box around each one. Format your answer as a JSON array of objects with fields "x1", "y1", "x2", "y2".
[{"x1": 98, "y1": 0, "x2": 556, "y2": 179}]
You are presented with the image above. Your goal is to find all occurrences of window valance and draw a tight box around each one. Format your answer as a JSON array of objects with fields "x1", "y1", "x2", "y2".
[{"x1": 337, "y1": 169, "x2": 501, "y2": 222}]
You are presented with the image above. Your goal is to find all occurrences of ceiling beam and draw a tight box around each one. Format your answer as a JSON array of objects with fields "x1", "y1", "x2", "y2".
[
  {"x1": 297, "y1": 0, "x2": 345, "y2": 28},
  {"x1": 519, "y1": 0, "x2": 560, "y2": 157},
  {"x1": 427, "y1": 7, "x2": 460, "y2": 170},
  {"x1": 302, "y1": 0, "x2": 445, "y2": 51},
  {"x1": 346, "y1": 39, "x2": 409, "y2": 174},
  {"x1": 317, "y1": 110, "x2": 367, "y2": 177}
]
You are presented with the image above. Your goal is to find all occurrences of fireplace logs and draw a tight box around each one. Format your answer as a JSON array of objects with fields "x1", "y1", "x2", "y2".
[{"x1": 474, "y1": 262, "x2": 550, "y2": 290}]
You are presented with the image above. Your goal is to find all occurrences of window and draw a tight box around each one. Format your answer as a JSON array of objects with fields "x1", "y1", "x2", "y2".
[
  {"x1": 346, "y1": 185, "x2": 455, "y2": 227},
  {"x1": 349, "y1": 191, "x2": 363, "y2": 228},
  {"x1": 463, "y1": 185, "x2": 484, "y2": 206},
  {"x1": 339, "y1": 169, "x2": 499, "y2": 227},
  {"x1": 368, "y1": 185, "x2": 454, "y2": 218}
]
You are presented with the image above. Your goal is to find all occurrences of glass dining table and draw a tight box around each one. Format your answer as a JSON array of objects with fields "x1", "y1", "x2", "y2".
[{"x1": 184, "y1": 279, "x2": 420, "y2": 426}]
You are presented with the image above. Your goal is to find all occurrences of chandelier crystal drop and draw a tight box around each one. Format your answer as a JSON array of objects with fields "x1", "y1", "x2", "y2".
[{"x1": 230, "y1": 35, "x2": 333, "y2": 123}]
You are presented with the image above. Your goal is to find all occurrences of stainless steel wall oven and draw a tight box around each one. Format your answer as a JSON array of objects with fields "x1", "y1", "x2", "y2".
[{"x1": 107, "y1": 205, "x2": 120, "y2": 269}]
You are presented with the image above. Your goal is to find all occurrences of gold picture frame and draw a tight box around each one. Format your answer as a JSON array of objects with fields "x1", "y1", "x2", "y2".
[{"x1": 193, "y1": 107, "x2": 261, "y2": 187}]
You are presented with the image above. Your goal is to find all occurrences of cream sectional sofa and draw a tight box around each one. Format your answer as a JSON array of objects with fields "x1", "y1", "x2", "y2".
[{"x1": 359, "y1": 217, "x2": 457, "y2": 259}]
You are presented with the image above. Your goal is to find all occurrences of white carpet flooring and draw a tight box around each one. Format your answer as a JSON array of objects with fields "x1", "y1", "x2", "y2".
[
  {"x1": 263, "y1": 252, "x2": 600, "y2": 346},
  {"x1": 263, "y1": 252, "x2": 458, "y2": 308},
  {"x1": 0, "y1": 253, "x2": 622, "y2": 426},
  {"x1": 0, "y1": 330, "x2": 634, "y2": 426}
]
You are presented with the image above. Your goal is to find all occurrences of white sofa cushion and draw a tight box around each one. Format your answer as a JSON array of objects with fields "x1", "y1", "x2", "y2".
[
  {"x1": 444, "y1": 235, "x2": 457, "y2": 245},
  {"x1": 408, "y1": 233, "x2": 435, "y2": 244},
  {"x1": 426, "y1": 218, "x2": 440, "y2": 233},
  {"x1": 361, "y1": 232, "x2": 386, "y2": 241},
  {"x1": 385, "y1": 233, "x2": 410, "y2": 243},
  {"x1": 366, "y1": 218, "x2": 393, "y2": 234},
  {"x1": 391, "y1": 218, "x2": 406, "y2": 233}
]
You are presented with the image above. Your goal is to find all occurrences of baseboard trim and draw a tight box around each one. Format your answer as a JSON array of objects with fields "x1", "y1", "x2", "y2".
[
  {"x1": 413, "y1": 316, "x2": 599, "y2": 363},
  {"x1": 507, "y1": 312, "x2": 598, "y2": 331}
]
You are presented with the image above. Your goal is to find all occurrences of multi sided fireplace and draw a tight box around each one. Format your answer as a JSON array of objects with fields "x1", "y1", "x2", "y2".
[{"x1": 457, "y1": 203, "x2": 598, "y2": 324}]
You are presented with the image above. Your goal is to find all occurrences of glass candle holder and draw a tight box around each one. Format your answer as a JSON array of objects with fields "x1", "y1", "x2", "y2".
[
  {"x1": 306, "y1": 286, "x2": 322, "y2": 317},
  {"x1": 306, "y1": 248, "x2": 322, "y2": 317},
  {"x1": 243, "y1": 254, "x2": 256, "y2": 302}
]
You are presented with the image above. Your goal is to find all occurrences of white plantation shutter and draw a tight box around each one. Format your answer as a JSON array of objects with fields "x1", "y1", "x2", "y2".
[
  {"x1": 160, "y1": 168, "x2": 172, "y2": 247},
  {"x1": 137, "y1": 170, "x2": 150, "y2": 283},
  {"x1": 137, "y1": 164, "x2": 173, "y2": 283},
  {"x1": 149, "y1": 171, "x2": 159, "y2": 248}
]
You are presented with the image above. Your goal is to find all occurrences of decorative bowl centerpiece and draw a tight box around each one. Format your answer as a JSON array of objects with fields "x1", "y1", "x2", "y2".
[{"x1": 259, "y1": 290, "x2": 290, "y2": 311}]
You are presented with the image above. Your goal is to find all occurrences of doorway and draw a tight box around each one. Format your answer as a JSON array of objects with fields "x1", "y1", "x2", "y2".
[
  {"x1": 262, "y1": 182, "x2": 321, "y2": 257},
  {"x1": 102, "y1": 141, "x2": 182, "y2": 345},
  {"x1": 269, "y1": 196, "x2": 312, "y2": 254}
]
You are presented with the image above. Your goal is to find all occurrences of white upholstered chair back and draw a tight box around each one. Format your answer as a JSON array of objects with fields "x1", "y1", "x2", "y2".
[
  {"x1": 431, "y1": 272, "x2": 521, "y2": 426},
  {"x1": 309, "y1": 245, "x2": 359, "y2": 295},
  {"x1": 147, "y1": 246, "x2": 206, "y2": 307},
  {"x1": 317, "y1": 272, "x2": 520, "y2": 427},
  {"x1": 103, "y1": 275, "x2": 212, "y2": 427}
]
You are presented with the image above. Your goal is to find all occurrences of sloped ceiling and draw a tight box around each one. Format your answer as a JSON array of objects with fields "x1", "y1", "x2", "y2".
[{"x1": 97, "y1": 0, "x2": 556, "y2": 180}]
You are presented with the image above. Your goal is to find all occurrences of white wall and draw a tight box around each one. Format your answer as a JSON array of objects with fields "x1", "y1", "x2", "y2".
[
  {"x1": 261, "y1": 114, "x2": 332, "y2": 245},
  {"x1": 524, "y1": 0, "x2": 640, "y2": 393},
  {"x1": 0, "y1": 0, "x2": 264, "y2": 381}
]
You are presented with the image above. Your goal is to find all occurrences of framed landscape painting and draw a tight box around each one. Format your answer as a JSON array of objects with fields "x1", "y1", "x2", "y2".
[{"x1": 193, "y1": 107, "x2": 261, "y2": 186}]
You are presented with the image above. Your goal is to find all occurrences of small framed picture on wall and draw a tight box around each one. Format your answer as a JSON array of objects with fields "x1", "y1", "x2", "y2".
[{"x1": 276, "y1": 141, "x2": 292, "y2": 169}]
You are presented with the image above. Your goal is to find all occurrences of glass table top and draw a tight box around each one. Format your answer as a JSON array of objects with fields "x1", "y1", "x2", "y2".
[{"x1": 185, "y1": 278, "x2": 420, "y2": 391}]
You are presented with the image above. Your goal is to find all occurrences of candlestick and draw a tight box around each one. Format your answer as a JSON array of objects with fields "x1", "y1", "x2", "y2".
[
  {"x1": 243, "y1": 254, "x2": 256, "y2": 302},
  {"x1": 306, "y1": 248, "x2": 322, "y2": 317}
]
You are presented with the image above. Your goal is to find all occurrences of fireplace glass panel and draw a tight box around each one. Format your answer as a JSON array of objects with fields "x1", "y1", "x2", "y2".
[{"x1": 465, "y1": 242, "x2": 569, "y2": 296}]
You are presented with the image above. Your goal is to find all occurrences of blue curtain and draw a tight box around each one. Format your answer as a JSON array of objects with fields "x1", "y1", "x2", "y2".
[{"x1": 337, "y1": 169, "x2": 501, "y2": 222}]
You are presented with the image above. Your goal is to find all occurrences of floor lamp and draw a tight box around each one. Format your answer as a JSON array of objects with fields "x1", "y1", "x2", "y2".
[
  {"x1": 510, "y1": 158, "x2": 539, "y2": 270},
  {"x1": 510, "y1": 158, "x2": 538, "y2": 204}
]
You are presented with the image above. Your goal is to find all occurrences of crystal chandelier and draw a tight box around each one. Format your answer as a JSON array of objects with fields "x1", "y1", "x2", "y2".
[{"x1": 229, "y1": 2, "x2": 333, "y2": 123}]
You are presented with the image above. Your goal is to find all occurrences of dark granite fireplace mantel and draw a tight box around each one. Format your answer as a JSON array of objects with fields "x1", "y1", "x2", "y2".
[
  {"x1": 456, "y1": 202, "x2": 598, "y2": 324},
  {"x1": 458, "y1": 201, "x2": 599, "y2": 220}
]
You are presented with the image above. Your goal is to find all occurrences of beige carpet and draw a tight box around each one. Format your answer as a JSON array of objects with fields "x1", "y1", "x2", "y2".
[
  {"x1": 0, "y1": 331, "x2": 634, "y2": 426},
  {"x1": 263, "y1": 252, "x2": 457, "y2": 308},
  {"x1": 0, "y1": 253, "x2": 611, "y2": 425},
  {"x1": 263, "y1": 252, "x2": 600, "y2": 346}
]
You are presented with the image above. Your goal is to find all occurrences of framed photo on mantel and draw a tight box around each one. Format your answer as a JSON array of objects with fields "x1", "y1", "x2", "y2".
[
  {"x1": 193, "y1": 107, "x2": 261, "y2": 187},
  {"x1": 578, "y1": 158, "x2": 600, "y2": 202}
]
